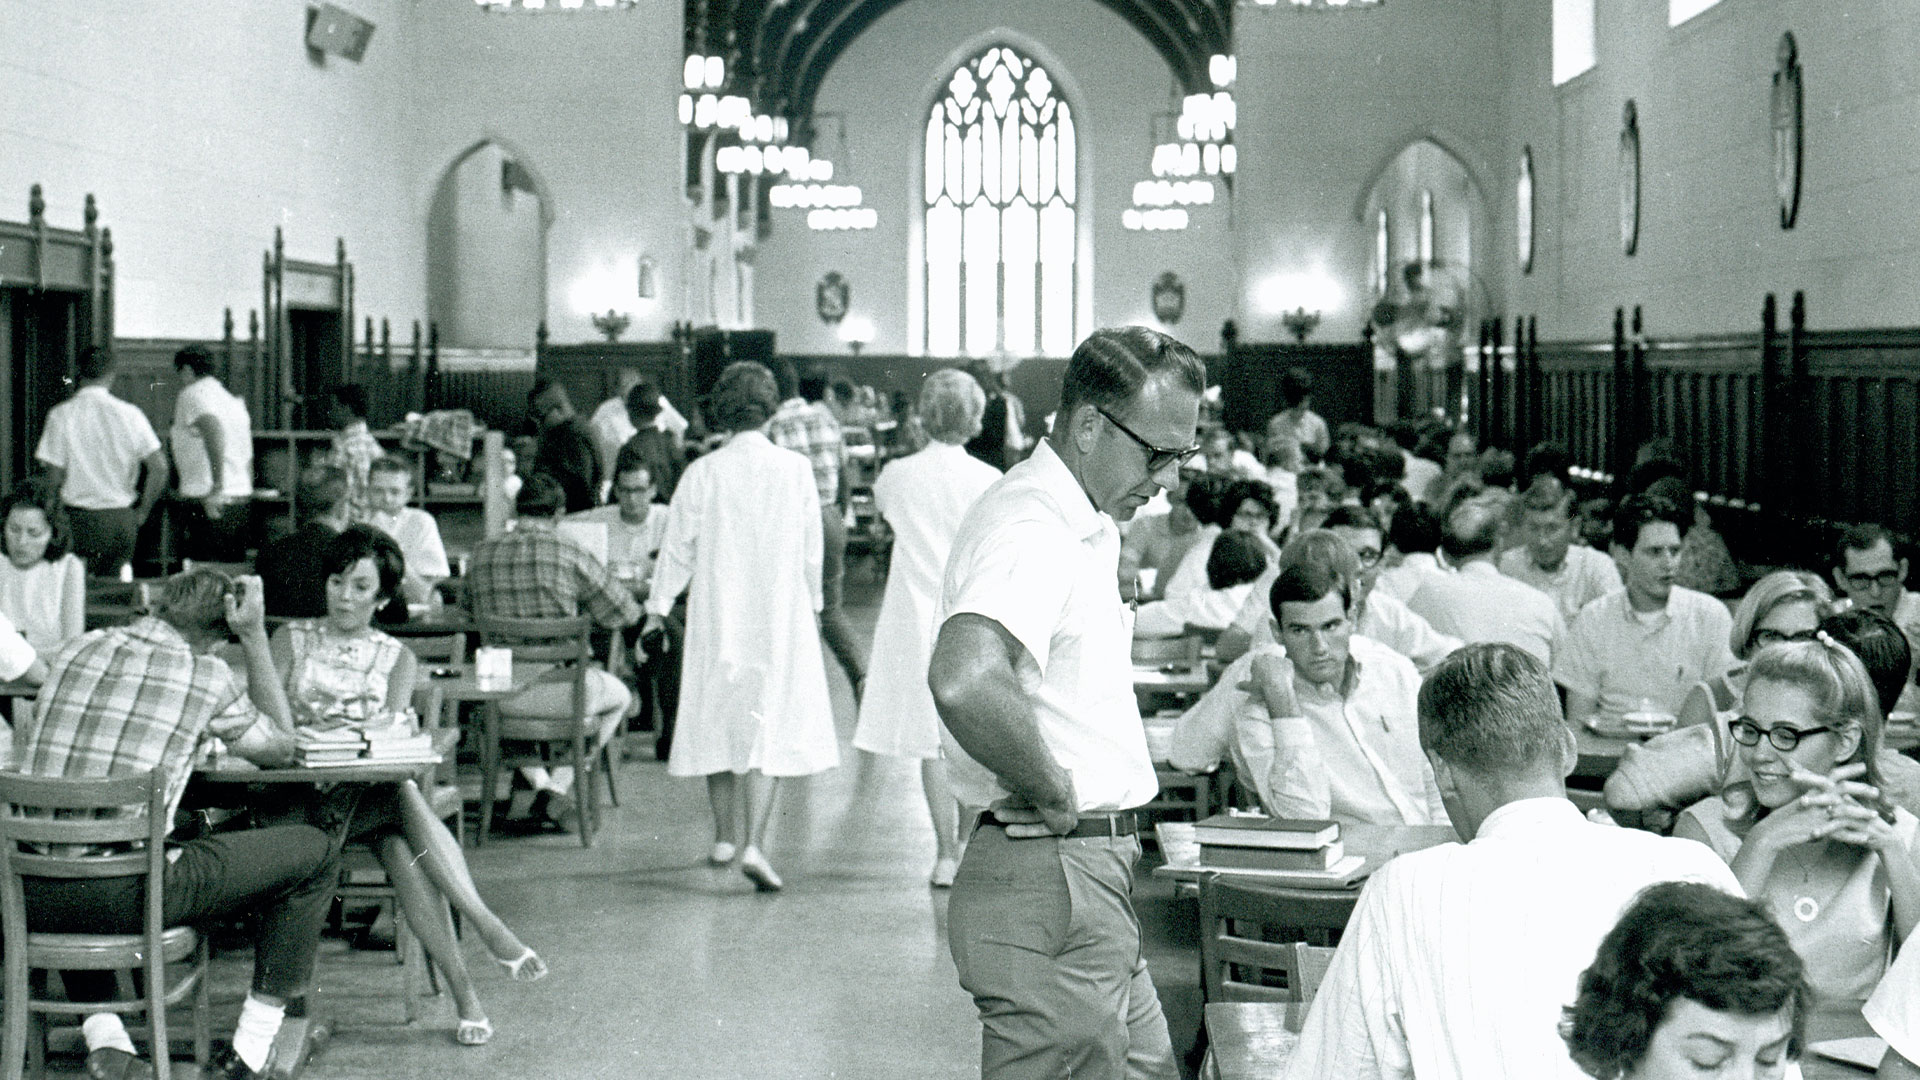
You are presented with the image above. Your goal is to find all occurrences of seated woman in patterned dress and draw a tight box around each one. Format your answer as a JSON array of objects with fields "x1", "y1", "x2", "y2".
[{"x1": 270, "y1": 525, "x2": 546, "y2": 1046}]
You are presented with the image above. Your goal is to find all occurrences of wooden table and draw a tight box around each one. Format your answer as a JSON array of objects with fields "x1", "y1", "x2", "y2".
[
  {"x1": 1201, "y1": 1001, "x2": 1306, "y2": 1080},
  {"x1": 1154, "y1": 820, "x2": 1458, "y2": 895},
  {"x1": 1572, "y1": 725, "x2": 1639, "y2": 784},
  {"x1": 1133, "y1": 663, "x2": 1214, "y2": 699}
]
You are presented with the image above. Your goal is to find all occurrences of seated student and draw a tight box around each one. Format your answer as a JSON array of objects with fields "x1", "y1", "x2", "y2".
[
  {"x1": 1198, "y1": 425, "x2": 1264, "y2": 480},
  {"x1": 1675, "y1": 636, "x2": 1920, "y2": 1012},
  {"x1": 1562, "y1": 881, "x2": 1812, "y2": 1080},
  {"x1": 1498, "y1": 475, "x2": 1623, "y2": 623},
  {"x1": 1161, "y1": 478, "x2": 1278, "y2": 603},
  {"x1": 257, "y1": 464, "x2": 354, "y2": 619},
  {"x1": 358, "y1": 455, "x2": 450, "y2": 606},
  {"x1": 269, "y1": 526, "x2": 545, "y2": 1047},
  {"x1": 1866, "y1": 922, "x2": 1920, "y2": 1078},
  {"x1": 1118, "y1": 472, "x2": 1207, "y2": 600},
  {"x1": 1218, "y1": 527, "x2": 1461, "y2": 674},
  {"x1": 14, "y1": 569, "x2": 336, "y2": 1080},
  {"x1": 615, "y1": 376, "x2": 685, "y2": 504},
  {"x1": 1555, "y1": 493, "x2": 1736, "y2": 729},
  {"x1": 1610, "y1": 608, "x2": 1920, "y2": 822},
  {"x1": 567, "y1": 449, "x2": 679, "y2": 752},
  {"x1": 1372, "y1": 502, "x2": 1445, "y2": 604},
  {"x1": 1408, "y1": 496, "x2": 1563, "y2": 665},
  {"x1": 1170, "y1": 562, "x2": 1444, "y2": 824},
  {"x1": 1281, "y1": 645, "x2": 1741, "y2": 1080},
  {"x1": 1133, "y1": 529, "x2": 1269, "y2": 639},
  {"x1": 0, "y1": 483, "x2": 85, "y2": 663},
  {"x1": 1831, "y1": 521, "x2": 1920, "y2": 710},
  {"x1": 323, "y1": 384, "x2": 383, "y2": 516}
]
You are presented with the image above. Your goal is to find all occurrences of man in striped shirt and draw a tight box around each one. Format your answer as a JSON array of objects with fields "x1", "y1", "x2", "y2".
[{"x1": 13, "y1": 570, "x2": 340, "y2": 1080}]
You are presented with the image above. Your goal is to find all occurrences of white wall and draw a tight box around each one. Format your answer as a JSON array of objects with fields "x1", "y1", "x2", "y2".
[
  {"x1": 427, "y1": 141, "x2": 546, "y2": 348},
  {"x1": 749, "y1": 0, "x2": 1237, "y2": 357}
]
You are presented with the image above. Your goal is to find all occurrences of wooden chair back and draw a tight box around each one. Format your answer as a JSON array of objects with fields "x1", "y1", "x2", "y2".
[
  {"x1": 474, "y1": 615, "x2": 591, "y2": 738},
  {"x1": 1197, "y1": 873, "x2": 1357, "y2": 1005}
]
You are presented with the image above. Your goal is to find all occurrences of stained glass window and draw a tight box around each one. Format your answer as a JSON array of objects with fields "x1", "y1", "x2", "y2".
[
  {"x1": 1372, "y1": 209, "x2": 1389, "y2": 297},
  {"x1": 925, "y1": 45, "x2": 1078, "y2": 357},
  {"x1": 1419, "y1": 190, "x2": 1435, "y2": 267}
]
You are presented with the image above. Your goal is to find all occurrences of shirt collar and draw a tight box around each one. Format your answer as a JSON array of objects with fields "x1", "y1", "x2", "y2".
[
  {"x1": 1473, "y1": 797, "x2": 1585, "y2": 840},
  {"x1": 78, "y1": 384, "x2": 113, "y2": 399},
  {"x1": 1458, "y1": 559, "x2": 1501, "y2": 578},
  {"x1": 1023, "y1": 439, "x2": 1108, "y2": 542},
  {"x1": 127, "y1": 615, "x2": 192, "y2": 651}
]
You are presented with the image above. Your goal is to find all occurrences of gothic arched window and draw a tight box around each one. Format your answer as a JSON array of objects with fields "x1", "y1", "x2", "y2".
[{"x1": 924, "y1": 45, "x2": 1078, "y2": 357}]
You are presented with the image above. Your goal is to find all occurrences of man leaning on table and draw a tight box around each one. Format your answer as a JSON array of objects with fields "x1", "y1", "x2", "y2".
[
  {"x1": 1281, "y1": 644, "x2": 1740, "y2": 1080},
  {"x1": 12, "y1": 569, "x2": 341, "y2": 1080},
  {"x1": 928, "y1": 325, "x2": 1204, "y2": 1080}
]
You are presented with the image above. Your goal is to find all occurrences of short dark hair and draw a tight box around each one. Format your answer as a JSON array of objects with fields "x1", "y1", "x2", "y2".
[
  {"x1": 1562, "y1": 881, "x2": 1810, "y2": 1080},
  {"x1": 0, "y1": 483, "x2": 71, "y2": 563},
  {"x1": 710, "y1": 361, "x2": 780, "y2": 433},
  {"x1": 173, "y1": 344, "x2": 215, "y2": 377},
  {"x1": 1522, "y1": 441, "x2": 1572, "y2": 489},
  {"x1": 367, "y1": 454, "x2": 413, "y2": 480},
  {"x1": 156, "y1": 567, "x2": 235, "y2": 641},
  {"x1": 294, "y1": 464, "x2": 350, "y2": 523},
  {"x1": 1269, "y1": 561, "x2": 1350, "y2": 619},
  {"x1": 1819, "y1": 608, "x2": 1912, "y2": 718},
  {"x1": 1279, "y1": 367, "x2": 1313, "y2": 408},
  {"x1": 1184, "y1": 475, "x2": 1236, "y2": 529},
  {"x1": 330, "y1": 384, "x2": 370, "y2": 420},
  {"x1": 322, "y1": 524, "x2": 407, "y2": 605},
  {"x1": 1477, "y1": 447, "x2": 1516, "y2": 489},
  {"x1": 1835, "y1": 521, "x2": 1896, "y2": 570},
  {"x1": 516, "y1": 471, "x2": 568, "y2": 518},
  {"x1": 1207, "y1": 530, "x2": 1269, "y2": 591},
  {"x1": 1416, "y1": 643, "x2": 1567, "y2": 776},
  {"x1": 625, "y1": 378, "x2": 662, "y2": 422},
  {"x1": 1056, "y1": 326, "x2": 1206, "y2": 425},
  {"x1": 1611, "y1": 492, "x2": 1690, "y2": 551},
  {"x1": 1222, "y1": 480, "x2": 1279, "y2": 529},
  {"x1": 1440, "y1": 498, "x2": 1502, "y2": 561},
  {"x1": 1387, "y1": 503, "x2": 1441, "y2": 556},
  {"x1": 610, "y1": 442, "x2": 655, "y2": 487},
  {"x1": 797, "y1": 368, "x2": 830, "y2": 403},
  {"x1": 1321, "y1": 505, "x2": 1382, "y2": 535},
  {"x1": 77, "y1": 345, "x2": 115, "y2": 381}
]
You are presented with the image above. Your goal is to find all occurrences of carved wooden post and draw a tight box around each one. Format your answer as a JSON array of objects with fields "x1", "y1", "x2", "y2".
[
  {"x1": 338, "y1": 237, "x2": 354, "y2": 390},
  {"x1": 1525, "y1": 316, "x2": 1541, "y2": 453},
  {"x1": 99, "y1": 227, "x2": 114, "y2": 347},
  {"x1": 1490, "y1": 316, "x2": 1507, "y2": 450},
  {"x1": 1630, "y1": 305, "x2": 1648, "y2": 472},
  {"x1": 1788, "y1": 291, "x2": 1811, "y2": 522},
  {"x1": 425, "y1": 321, "x2": 440, "y2": 413},
  {"x1": 221, "y1": 308, "x2": 236, "y2": 385},
  {"x1": 82, "y1": 193, "x2": 104, "y2": 347},
  {"x1": 1759, "y1": 294, "x2": 1784, "y2": 523},
  {"x1": 410, "y1": 320, "x2": 423, "y2": 415},
  {"x1": 1611, "y1": 307, "x2": 1630, "y2": 489}
]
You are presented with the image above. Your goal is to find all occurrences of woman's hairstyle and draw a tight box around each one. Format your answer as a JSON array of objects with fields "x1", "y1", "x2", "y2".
[
  {"x1": 1184, "y1": 475, "x2": 1236, "y2": 529},
  {"x1": 1745, "y1": 636, "x2": 1885, "y2": 788},
  {"x1": 1728, "y1": 570, "x2": 1832, "y2": 660},
  {"x1": 709, "y1": 360, "x2": 780, "y2": 433},
  {"x1": 1221, "y1": 479, "x2": 1279, "y2": 529},
  {"x1": 1206, "y1": 530, "x2": 1269, "y2": 592},
  {"x1": 1562, "y1": 881, "x2": 1810, "y2": 1079},
  {"x1": 322, "y1": 524, "x2": 406, "y2": 605},
  {"x1": 0, "y1": 483, "x2": 71, "y2": 563},
  {"x1": 920, "y1": 368, "x2": 988, "y2": 445},
  {"x1": 1819, "y1": 608, "x2": 1911, "y2": 718}
]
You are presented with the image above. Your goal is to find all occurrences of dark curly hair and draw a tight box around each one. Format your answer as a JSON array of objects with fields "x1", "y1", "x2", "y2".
[
  {"x1": 321, "y1": 524, "x2": 407, "y2": 606},
  {"x1": 1561, "y1": 881, "x2": 1809, "y2": 1079},
  {"x1": 1, "y1": 483, "x2": 72, "y2": 564}
]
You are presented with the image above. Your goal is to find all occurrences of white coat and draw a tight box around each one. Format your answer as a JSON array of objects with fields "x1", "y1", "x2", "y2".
[
  {"x1": 647, "y1": 430, "x2": 838, "y2": 777},
  {"x1": 852, "y1": 441, "x2": 1001, "y2": 759}
]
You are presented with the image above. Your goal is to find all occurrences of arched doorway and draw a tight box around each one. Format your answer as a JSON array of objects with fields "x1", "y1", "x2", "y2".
[{"x1": 427, "y1": 140, "x2": 550, "y2": 348}]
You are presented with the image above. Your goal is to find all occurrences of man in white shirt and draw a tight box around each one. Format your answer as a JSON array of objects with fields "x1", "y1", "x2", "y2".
[
  {"x1": 1170, "y1": 562, "x2": 1445, "y2": 825},
  {"x1": 1410, "y1": 497, "x2": 1565, "y2": 665},
  {"x1": 168, "y1": 345, "x2": 254, "y2": 563},
  {"x1": 35, "y1": 346, "x2": 168, "y2": 575},
  {"x1": 1832, "y1": 522, "x2": 1920, "y2": 654},
  {"x1": 1263, "y1": 366, "x2": 1329, "y2": 465},
  {"x1": 1372, "y1": 503, "x2": 1446, "y2": 604},
  {"x1": 1554, "y1": 494, "x2": 1736, "y2": 727},
  {"x1": 567, "y1": 453, "x2": 676, "y2": 755},
  {"x1": 1283, "y1": 644, "x2": 1742, "y2": 1080},
  {"x1": 1498, "y1": 477, "x2": 1622, "y2": 623},
  {"x1": 359, "y1": 456, "x2": 450, "y2": 605},
  {"x1": 928, "y1": 326, "x2": 1204, "y2": 1080}
]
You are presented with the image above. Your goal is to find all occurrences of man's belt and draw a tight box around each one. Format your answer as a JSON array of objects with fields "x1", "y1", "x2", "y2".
[{"x1": 978, "y1": 810, "x2": 1139, "y2": 839}]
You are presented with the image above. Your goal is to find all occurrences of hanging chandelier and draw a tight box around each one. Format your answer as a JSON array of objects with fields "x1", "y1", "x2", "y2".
[
  {"x1": 1250, "y1": 0, "x2": 1382, "y2": 8},
  {"x1": 475, "y1": 0, "x2": 640, "y2": 10}
]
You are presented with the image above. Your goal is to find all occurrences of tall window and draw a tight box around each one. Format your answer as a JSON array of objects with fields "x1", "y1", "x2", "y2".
[
  {"x1": 1668, "y1": 0, "x2": 1721, "y2": 25},
  {"x1": 1371, "y1": 209, "x2": 1389, "y2": 297},
  {"x1": 1418, "y1": 189, "x2": 1435, "y2": 267},
  {"x1": 1552, "y1": 0, "x2": 1595, "y2": 86},
  {"x1": 924, "y1": 45, "x2": 1077, "y2": 357}
]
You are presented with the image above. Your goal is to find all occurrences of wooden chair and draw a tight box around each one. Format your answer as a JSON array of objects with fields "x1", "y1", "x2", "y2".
[
  {"x1": 474, "y1": 615, "x2": 618, "y2": 848},
  {"x1": 0, "y1": 769, "x2": 211, "y2": 1080},
  {"x1": 403, "y1": 633, "x2": 470, "y2": 842},
  {"x1": 1196, "y1": 872, "x2": 1357, "y2": 1005}
]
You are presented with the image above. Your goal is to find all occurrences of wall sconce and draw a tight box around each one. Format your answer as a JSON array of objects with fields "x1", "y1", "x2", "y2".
[
  {"x1": 1282, "y1": 308, "x2": 1322, "y2": 343},
  {"x1": 591, "y1": 310, "x2": 631, "y2": 341},
  {"x1": 839, "y1": 315, "x2": 874, "y2": 355},
  {"x1": 636, "y1": 256, "x2": 657, "y2": 299}
]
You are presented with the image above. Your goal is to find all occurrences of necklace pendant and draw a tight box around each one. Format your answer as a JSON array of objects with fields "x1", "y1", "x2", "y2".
[{"x1": 1792, "y1": 896, "x2": 1820, "y2": 923}]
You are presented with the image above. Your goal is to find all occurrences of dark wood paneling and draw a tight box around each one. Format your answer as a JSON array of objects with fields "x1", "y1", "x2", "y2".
[{"x1": 1217, "y1": 342, "x2": 1373, "y2": 436}]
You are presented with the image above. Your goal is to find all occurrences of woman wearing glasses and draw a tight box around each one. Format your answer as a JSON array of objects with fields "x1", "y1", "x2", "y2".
[{"x1": 1674, "y1": 633, "x2": 1920, "y2": 1010}]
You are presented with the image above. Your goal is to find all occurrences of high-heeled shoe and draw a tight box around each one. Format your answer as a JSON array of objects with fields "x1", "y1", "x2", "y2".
[
  {"x1": 739, "y1": 846, "x2": 783, "y2": 892},
  {"x1": 456, "y1": 1018, "x2": 494, "y2": 1046},
  {"x1": 496, "y1": 948, "x2": 548, "y2": 982}
]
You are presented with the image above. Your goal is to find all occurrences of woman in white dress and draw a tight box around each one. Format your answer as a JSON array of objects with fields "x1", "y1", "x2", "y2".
[
  {"x1": 645, "y1": 361, "x2": 837, "y2": 891},
  {"x1": 852, "y1": 370, "x2": 1001, "y2": 887}
]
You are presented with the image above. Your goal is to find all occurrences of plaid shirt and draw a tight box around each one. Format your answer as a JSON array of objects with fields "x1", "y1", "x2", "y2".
[
  {"x1": 327, "y1": 421, "x2": 385, "y2": 515},
  {"x1": 14, "y1": 617, "x2": 261, "y2": 828},
  {"x1": 465, "y1": 526, "x2": 641, "y2": 628},
  {"x1": 765, "y1": 399, "x2": 843, "y2": 507}
]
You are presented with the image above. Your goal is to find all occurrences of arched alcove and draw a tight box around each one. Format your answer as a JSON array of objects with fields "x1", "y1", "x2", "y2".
[
  {"x1": 427, "y1": 139, "x2": 550, "y2": 348},
  {"x1": 1358, "y1": 136, "x2": 1490, "y2": 318}
]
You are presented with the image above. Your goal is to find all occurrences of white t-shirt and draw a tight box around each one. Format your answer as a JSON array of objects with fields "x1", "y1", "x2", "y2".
[
  {"x1": 1554, "y1": 587, "x2": 1736, "y2": 721},
  {"x1": 35, "y1": 385, "x2": 163, "y2": 509},
  {"x1": 363, "y1": 506, "x2": 450, "y2": 581},
  {"x1": 1407, "y1": 559, "x2": 1565, "y2": 666},
  {"x1": 169, "y1": 376, "x2": 253, "y2": 498},
  {"x1": 938, "y1": 440, "x2": 1158, "y2": 812}
]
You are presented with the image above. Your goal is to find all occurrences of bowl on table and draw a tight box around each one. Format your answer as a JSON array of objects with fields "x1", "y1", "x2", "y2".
[{"x1": 1620, "y1": 710, "x2": 1677, "y2": 736}]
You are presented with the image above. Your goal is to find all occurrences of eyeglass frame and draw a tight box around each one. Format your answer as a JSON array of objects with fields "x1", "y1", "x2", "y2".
[
  {"x1": 1839, "y1": 567, "x2": 1905, "y2": 591},
  {"x1": 1095, "y1": 408, "x2": 1202, "y2": 475},
  {"x1": 1728, "y1": 715, "x2": 1835, "y2": 753},
  {"x1": 1748, "y1": 627, "x2": 1820, "y2": 650}
]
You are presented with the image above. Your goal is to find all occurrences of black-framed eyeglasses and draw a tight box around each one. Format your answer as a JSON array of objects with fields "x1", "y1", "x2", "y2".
[
  {"x1": 1841, "y1": 568, "x2": 1903, "y2": 590},
  {"x1": 1096, "y1": 408, "x2": 1202, "y2": 474},
  {"x1": 1749, "y1": 627, "x2": 1819, "y2": 649},
  {"x1": 1729, "y1": 716, "x2": 1834, "y2": 752},
  {"x1": 1350, "y1": 547, "x2": 1384, "y2": 569}
]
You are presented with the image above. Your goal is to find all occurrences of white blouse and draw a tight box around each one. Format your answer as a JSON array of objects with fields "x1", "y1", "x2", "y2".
[{"x1": 0, "y1": 553, "x2": 85, "y2": 658}]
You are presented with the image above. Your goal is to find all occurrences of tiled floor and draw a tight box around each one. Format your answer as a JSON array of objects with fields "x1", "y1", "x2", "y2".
[{"x1": 38, "y1": 572, "x2": 1205, "y2": 1079}]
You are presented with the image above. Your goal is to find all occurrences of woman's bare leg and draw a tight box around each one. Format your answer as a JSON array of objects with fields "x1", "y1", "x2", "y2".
[
  {"x1": 393, "y1": 781, "x2": 537, "y2": 971},
  {"x1": 376, "y1": 834, "x2": 487, "y2": 1026},
  {"x1": 707, "y1": 772, "x2": 739, "y2": 847}
]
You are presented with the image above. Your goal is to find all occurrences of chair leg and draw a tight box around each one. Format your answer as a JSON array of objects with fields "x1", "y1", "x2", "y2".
[
  {"x1": 149, "y1": 957, "x2": 171, "y2": 1080},
  {"x1": 3, "y1": 954, "x2": 28, "y2": 1080},
  {"x1": 194, "y1": 938, "x2": 211, "y2": 1070},
  {"x1": 573, "y1": 744, "x2": 593, "y2": 849},
  {"x1": 23, "y1": 1012, "x2": 43, "y2": 1080},
  {"x1": 476, "y1": 711, "x2": 499, "y2": 847},
  {"x1": 601, "y1": 741, "x2": 621, "y2": 808}
]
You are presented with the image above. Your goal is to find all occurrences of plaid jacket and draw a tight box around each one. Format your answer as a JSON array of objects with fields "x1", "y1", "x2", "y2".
[
  {"x1": 765, "y1": 399, "x2": 843, "y2": 508},
  {"x1": 464, "y1": 527, "x2": 641, "y2": 628},
  {"x1": 15, "y1": 617, "x2": 261, "y2": 827}
]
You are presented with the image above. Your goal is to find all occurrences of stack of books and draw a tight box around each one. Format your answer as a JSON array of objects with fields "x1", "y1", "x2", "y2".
[
  {"x1": 1192, "y1": 812, "x2": 1365, "y2": 885},
  {"x1": 361, "y1": 721, "x2": 437, "y2": 764},
  {"x1": 293, "y1": 725, "x2": 368, "y2": 767},
  {"x1": 292, "y1": 717, "x2": 440, "y2": 767}
]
